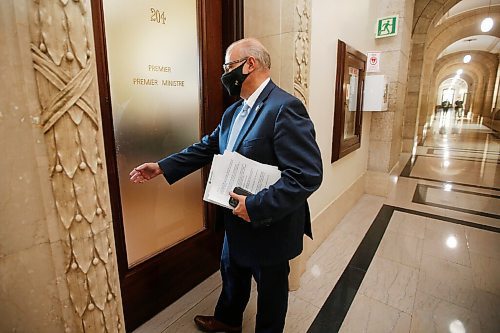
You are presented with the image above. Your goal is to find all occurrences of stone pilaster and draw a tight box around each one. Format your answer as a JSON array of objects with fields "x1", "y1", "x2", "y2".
[
  {"x1": 366, "y1": 0, "x2": 415, "y2": 196},
  {"x1": 244, "y1": 0, "x2": 311, "y2": 106},
  {"x1": 0, "y1": 1, "x2": 125, "y2": 332},
  {"x1": 244, "y1": 0, "x2": 312, "y2": 290}
]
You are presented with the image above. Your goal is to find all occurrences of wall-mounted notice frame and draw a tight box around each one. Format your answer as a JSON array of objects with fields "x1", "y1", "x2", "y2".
[{"x1": 331, "y1": 40, "x2": 367, "y2": 163}]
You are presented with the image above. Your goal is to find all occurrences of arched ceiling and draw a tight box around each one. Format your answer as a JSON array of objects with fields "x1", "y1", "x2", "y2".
[
  {"x1": 425, "y1": 8, "x2": 500, "y2": 65},
  {"x1": 413, "y1": 0, "x2": 462, "y2": 35},
  {"x1": 438, "y1": 35, "x2": 500, "y2": 58},
  {"x1": 439, "y1": 76, "x2": 469, "y2": 89},
  {"x1": 436, "y1": 0, "x2": 500, "y2": 26},
  {"x1": 439, "y1": 72, "x2": 475, "y2": 87},
  {"x1": 413, "y1": 0, "x2": 500, "y2": 35}
]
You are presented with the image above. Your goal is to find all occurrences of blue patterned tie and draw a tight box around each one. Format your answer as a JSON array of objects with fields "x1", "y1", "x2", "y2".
[{"x1": 227, "y1": 103, "x2": 250, "y2": 151}]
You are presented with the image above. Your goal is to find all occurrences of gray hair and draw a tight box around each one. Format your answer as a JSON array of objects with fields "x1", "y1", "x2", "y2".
[{"x1": 227, "y1": 38, "x2": 271, "y2": 70}]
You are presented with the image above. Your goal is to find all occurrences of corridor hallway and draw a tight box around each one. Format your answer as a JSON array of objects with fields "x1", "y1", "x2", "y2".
[{"x1": 135, "y1": 114, "x2": 499, "y2": 333}]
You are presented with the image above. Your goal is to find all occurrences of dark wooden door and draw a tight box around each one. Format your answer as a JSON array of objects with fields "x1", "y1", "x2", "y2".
[{"x1": 91, "y1": 1, "x2": 242, "y2": 330}]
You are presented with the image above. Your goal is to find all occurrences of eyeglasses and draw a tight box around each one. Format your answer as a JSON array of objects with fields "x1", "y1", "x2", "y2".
[{"x1": 222, "y1": 57, "x2": 248, "y2": 73}]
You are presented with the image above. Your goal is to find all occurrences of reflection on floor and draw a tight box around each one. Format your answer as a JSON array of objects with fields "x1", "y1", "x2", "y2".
[{"x1": 134, "y1": 113, "x2": 499, "y2": 332}]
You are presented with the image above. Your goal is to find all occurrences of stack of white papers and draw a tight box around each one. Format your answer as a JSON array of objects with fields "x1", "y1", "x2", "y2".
[{"x1": 203, "y1": 151, "x2": 281, "y2": 209}]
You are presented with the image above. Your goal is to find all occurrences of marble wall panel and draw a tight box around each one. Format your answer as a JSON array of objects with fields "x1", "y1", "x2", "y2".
[
  {"x1": 0, "y1": 243, "x2": 65, "y2": 332},
  {"x1": 369, "y1": 140, "x2": 393, "y2": 172},
  {"x1": 244, "y1": 0, "x2": 281, "y2": 38},
  {"x1": 370, "y1": 112, "x2": 396, "y2": 141}
]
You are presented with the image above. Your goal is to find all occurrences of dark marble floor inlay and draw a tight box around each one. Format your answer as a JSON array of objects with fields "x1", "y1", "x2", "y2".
[
  {"x1": 412, "y1": 184, "x2": 500, "y2": 220},
  {"x1": 399, "y1": 156, "x2": 500, "y2": 191},
  {"x1": 426, "y1": 148, "x2": 500, "y2": 156},
  {"x1": 307, "y1": 205, "x2": 394, "y2": 333},
  {"x1": 307, "y1": 203, "x2": 500, "y2": 332}
]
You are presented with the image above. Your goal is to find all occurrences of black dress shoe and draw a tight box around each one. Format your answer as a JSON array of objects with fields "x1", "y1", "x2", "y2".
[{"x1": 194, "y1": 315, "x2": 242, "y2": 333}]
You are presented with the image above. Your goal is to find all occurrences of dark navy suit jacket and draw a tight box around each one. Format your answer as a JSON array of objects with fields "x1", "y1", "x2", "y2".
[{"x1": 158, "y1": 80, "x2": 323, "y2": 266}]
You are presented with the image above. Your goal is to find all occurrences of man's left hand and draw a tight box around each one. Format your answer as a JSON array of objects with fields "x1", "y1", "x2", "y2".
[{"x1": 229, "y1": 192, "x2": 250, "y2": 222}]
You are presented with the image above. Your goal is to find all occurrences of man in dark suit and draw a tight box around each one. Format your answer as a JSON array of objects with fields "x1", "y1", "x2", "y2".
[{"x1": 130, "y1": 38, "x2": 322, "y2": 333}]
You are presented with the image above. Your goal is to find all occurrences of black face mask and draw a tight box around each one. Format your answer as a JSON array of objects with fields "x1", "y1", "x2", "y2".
[{"x1": 221, "y1": 61, "x2": 249, "y2": 96}]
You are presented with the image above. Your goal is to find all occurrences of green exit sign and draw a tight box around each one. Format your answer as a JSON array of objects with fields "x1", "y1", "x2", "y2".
[{"x1": 376, "y1": 15, "x2": 398, "y2": 38}]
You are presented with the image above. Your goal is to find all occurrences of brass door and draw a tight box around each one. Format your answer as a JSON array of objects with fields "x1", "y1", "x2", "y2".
[{"x1": 91, "y1": 0, "x2": 242, "y2": 330}]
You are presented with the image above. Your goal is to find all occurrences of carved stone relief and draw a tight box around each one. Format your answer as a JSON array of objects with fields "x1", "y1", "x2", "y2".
[
  {"x1": 294, "y1": 0, "x2": 311, "y2": 106},
  {"x1": 29, "y1": 0, "x2": 123, "y2": 331}
]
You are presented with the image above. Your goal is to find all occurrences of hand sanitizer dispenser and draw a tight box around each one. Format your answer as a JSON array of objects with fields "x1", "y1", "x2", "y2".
[{"x1": 363, "y1": 75, "x2": 388, "y2": 111}]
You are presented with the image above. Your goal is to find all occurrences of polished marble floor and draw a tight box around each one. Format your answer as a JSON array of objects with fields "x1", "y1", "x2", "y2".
[{"x1": 134, "y1": 113, "x2": 499, "y2": 332}]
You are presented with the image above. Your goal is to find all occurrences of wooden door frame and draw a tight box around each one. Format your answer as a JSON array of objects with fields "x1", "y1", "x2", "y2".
[{"x1": 90, "y1": 1, "x2": 243, "y2": 330}]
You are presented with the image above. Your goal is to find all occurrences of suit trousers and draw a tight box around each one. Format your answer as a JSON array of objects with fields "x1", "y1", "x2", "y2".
[{"x1": 214, "y1": 238, "x2": 290, "y2": 333}]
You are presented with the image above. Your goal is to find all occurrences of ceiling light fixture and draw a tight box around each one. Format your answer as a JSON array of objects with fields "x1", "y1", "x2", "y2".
[
  {"x1": 462, "y1": 38, "x2": 475, "y2": 64},
  {"x1": 481, "y1": 0, "x2": 494, "y2": 32},
  {"x1": 481, "y1": 17, "x2": 494, "y2": 32}
]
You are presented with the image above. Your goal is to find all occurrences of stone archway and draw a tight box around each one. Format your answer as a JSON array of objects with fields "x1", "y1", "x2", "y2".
[
  {"x1": 428, "y1": 51, "x2": 498, "y2": 122},
  {"x1": 403, "y1": 4, "x2": 500, "y2": 151},
  {"x1": 433, "y1": 69, "x2": 477, "y2": 117}
]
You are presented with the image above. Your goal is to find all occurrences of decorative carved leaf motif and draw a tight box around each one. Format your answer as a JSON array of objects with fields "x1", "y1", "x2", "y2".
[
  {"x1": 79, "y1": 116, "x2": 99, "y2": 174},
  {"x1": 73, "y1": 169, "x2": 97, "y2": 222},
  {"x1": 94, "y1": 229, "x2": 109, "y2": 264},
  {"x1": 69, "y1": 214, "x2": 92, "y2": 240},
  {"x1": 87, "y1": 263, "x2": 108, "y2": 310},
  {"x1": 82, "y1": 307, "x2": 106, "y2": 333},
  {"x1": 295, "y1": 37, "x2": 305, "y2": 64},
  {"x1": 46, "y1": 128, "x2": 58, "y2": 173},
  {"x1": 95, "y1": 171, "x2": 109, "y2": 213},
  {"x1": 33, "y1": 70, "x2": 54, "y2": 111},
  {"x1": 103, "y1": 301, "x2": 119, "y2": 333},
  {"x1": 66, "y1": 268, "x2": 89, "y2": 317},
  {"x1": 54, "y1": 114, "x2": 80, "y2": 178},
  {"x1": 105, "y1": 230, "x2": 118, "y2": 294},
  {"x1": 39, "y1": 0, "x2": 67, "y2": 66},
  {"x1": 64, "y1": 1, "x2": 88, "y2": 68},
  {"x1": 60, "y1": 235, "x2": 73, "y2": 269},
  {"x1": 52, "y1": 172, "x2": 76, "y2": 229},
  {"x1": 293, "y1": 0, "x2": 311, "y2": 107},
  {"x1": 72, "y1": 237, "x2": 94, "y2": 274},
  {"x1": 77, "y1": 0, "x2": 88, "y2": 16},
  {"x1": 32, "y1": 0, "x2": 122, "y2": 329},
  {"x1": 31, "y1": 2, "x2": 41, "y2": 45},
  {"x1": 91, "y1": 213, "x2": 108, "y2": 235},
  {"x1": 68, "y1": 105, "x2": 84, "y2": 125},
  {"x1": 70, "y1": 221, "x2": 94, "y2": 273}
]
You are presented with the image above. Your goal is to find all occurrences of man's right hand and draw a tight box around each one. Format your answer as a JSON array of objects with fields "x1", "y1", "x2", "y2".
[{"x1": 129, "y1": 163, "x2": 163, "y2": 183}]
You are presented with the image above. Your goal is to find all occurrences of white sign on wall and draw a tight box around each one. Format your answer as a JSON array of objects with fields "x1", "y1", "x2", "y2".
[{"x1": 366, "y1": 52, "x2": 381, "y2": 72}]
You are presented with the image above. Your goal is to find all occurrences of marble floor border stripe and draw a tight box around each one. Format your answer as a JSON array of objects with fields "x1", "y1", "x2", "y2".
[
  {"x1": 399, "y1": 156, "x2": 500, "y2": 192},
  {"x1": 421, "y1": 146, "x2": 499, "y2": 154},
  {"x1": 307, "y1": 205, "x2": 395, "y2": 333},
  {"x1": 391, "y1": 205, "x2": 500, "y2": 233},
  {"x1": 426, "y1": 148, "x2": 500, "y2": 156},
  {"x1": 422, "y1": 151, "x2": 499, "y2": 164},
  {"x1": 415, "y1": 183, "x2": 500, "y2": 199},
  {"x1": 412, "y1": 184, "x2": 500, "y2": 220},
  {"x1": 418, "y1": 153, "x2": 499, "y2": 164}
]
